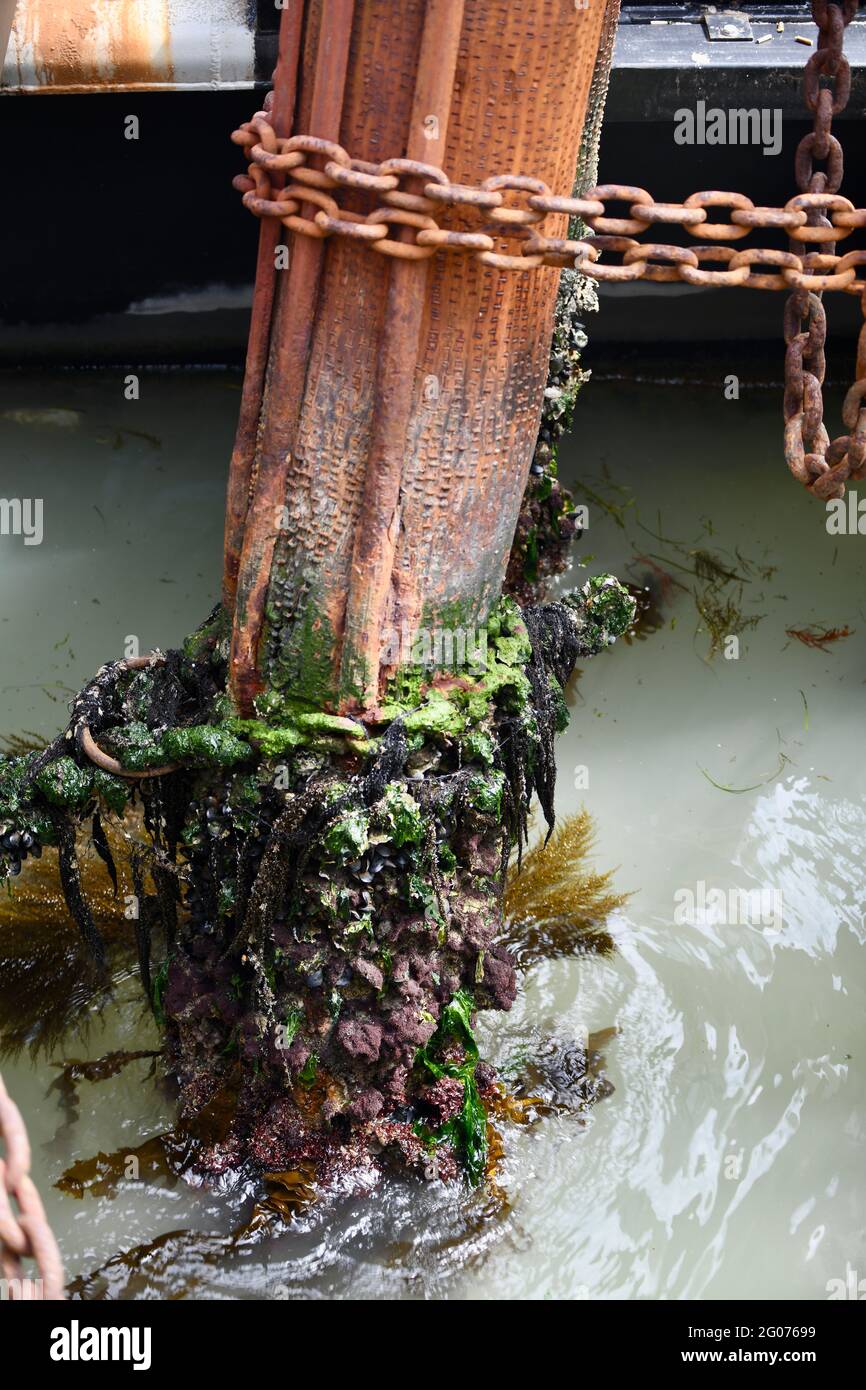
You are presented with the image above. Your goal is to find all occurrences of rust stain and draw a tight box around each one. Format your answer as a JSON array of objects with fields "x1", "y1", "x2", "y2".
[{"x1": 8, "y1": 0, "x2": 174, "y2": 91}]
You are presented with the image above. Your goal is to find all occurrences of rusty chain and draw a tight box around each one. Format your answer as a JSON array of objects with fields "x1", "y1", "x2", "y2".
[
  {"x1": 231, "y1": 124, "x2": 603, "y2": 270},
  {"x1": 231, "y1": 126, "x2": 866, "y2": 288},
  {"x1": 783, "y1": 0, "x2": 866, "y2": 498},
  {"x1": 233, "y1": 2, "x2": 865, "y2": 497},
  {"x1": 0, "y1": 1071, "x2": 65, "y2": 1300}
]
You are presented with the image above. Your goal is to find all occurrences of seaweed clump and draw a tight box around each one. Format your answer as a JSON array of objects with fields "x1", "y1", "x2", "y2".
[
  {"x1": 785, "y1": 624, "x2": 853, "y2": 652},
  {"x1": 503, "y1": 811, "x2": 628, "y2": 969},
  {"x1": 413, "y1": 990, "x2": 488, "y2": 1185}
]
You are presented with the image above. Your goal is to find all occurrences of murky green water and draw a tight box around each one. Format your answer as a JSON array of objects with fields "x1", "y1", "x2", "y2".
[{"x1": 1, "y1": 370, "x2": 864, "y2": 1299}]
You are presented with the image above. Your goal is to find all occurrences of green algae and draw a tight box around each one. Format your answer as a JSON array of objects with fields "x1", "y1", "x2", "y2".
[
  {"x1": 297, "y1": 1053, "x2": 318, "y2": 1087},
  {"x1": 160, "y1": 725, "x2": 250, "y2": 768},
  {"x1": 0, "y1": 751, "x2": 128, "y2": 847},
  {"x1": 265, "y1": 586, "x2": 343, "y2": 709},
  {"x1": 466, "y1": 769, "x2": 506, "y2": 818},
  {"x1": 415, "y1": 989, "x2": 487, "y2": 1185},
  {"x1": 105, "y1": 721, "x2": 250, "y2": 772},
  {"x1": 103, "y1": 721, "x2": 162, "y2": 772},
  {"x1": 226, "y1": 719, "x2": 304, "y2": 758},
  {"x1": 92, "y1": 769, "x2": 129, "y2": 815},
  {"x1": 295, "y1": 713, "x2": 366, "y2": 739},
  {"x1": 460, "y1": 730, "x2": 495, "y2": 767},
  {"x1": 151, "y1": 958, "x2": 170, "y2": 1028},
  {"x1": 376, "y1": 596, "x2": 536, "y2": 756},
  {"x1": 408, "y1": 873, "x2": 444, "y2": 926},
  {"x1": 281, "y1": 1007, "x2": 302, "y2": 1049},
  {"x1": 182, "y1": 605, "x2": 229, "y2": 662},
  {"x1": 35, "y1": 756, "x2": 94, "y2": 808},
  {"x1": 0, "y1": 752, "x2": 39, "y2": 814},
  {"x1": 377, "y1": 783, "x2": 424, "y2": 847},
  {"x1": 323, "y1": 807, "x2": 370, "y2": 862},
  {"x1": 226, "y1": 711, "x2": 370, "y2": 759},
  {"x1": 571, "y1": 573, "x2": 636, "y2": 649}
]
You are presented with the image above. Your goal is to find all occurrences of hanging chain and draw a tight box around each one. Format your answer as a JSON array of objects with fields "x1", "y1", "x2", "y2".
[
  {"x1": 233, "y1": 5, "x2": 866, "y2": 499},
  {"x1": 784, "y1": 0, "x2": 866, "y2": 499}
]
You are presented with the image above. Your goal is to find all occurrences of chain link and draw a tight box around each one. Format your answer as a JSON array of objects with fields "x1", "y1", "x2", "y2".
[
  {"x1": 231, "y1": 127, "x2": 603, "y2": 269},
  {"x1": 233, "y1": 123, "x2": 866, "y2": 291},
  {"x1": 0, "y1": 1071, "x2": 65, "y2": 1300}
]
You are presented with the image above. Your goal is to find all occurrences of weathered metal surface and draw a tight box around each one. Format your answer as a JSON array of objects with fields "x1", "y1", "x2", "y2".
[
  {"x1": 702, "y1": 9, "x2": 754, "y2": 42},
  {"x1": 229, "y1": 0, "x2": 357, "y2": 716},
  {"x1": 341, "y1": 0, "x2": 466, "y2": 705},
  {"x1": 0, "y1": 0, "x2": 255, "y2": 93},
  {"x1": 607, "y1": 5, "x2": 866, "y2": 121},
  {"x1": 223, "y1": 5, "x2": 306, "y2": 614},
  {"x1": 230, "y1": 2, "x2": 862, "y2": 504},
  {"x1": 223, "y1": 0, "x2": 863, "y2": 709}
]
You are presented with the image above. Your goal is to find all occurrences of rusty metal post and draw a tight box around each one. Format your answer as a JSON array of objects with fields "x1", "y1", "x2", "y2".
[
  {"x1": 229, "y1": 0, "x2": 356, "y2": 714},
  {"x1": 340, "y1": 0, "x2": 465, "y2": 706},
  {"x1": 223, "y1": 3, "x2": 305, "y2": 612},
  {"x1": 227, "y1": 0, "x2": 609, "y2": 716}
]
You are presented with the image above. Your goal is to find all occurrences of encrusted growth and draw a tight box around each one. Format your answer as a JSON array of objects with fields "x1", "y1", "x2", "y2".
[
  {"x1": 506, "y1": 268, "x2": 595, "y2": 605},
  {"x1": 0, "y1": 579, "x2": 633, "y2": 1185}
]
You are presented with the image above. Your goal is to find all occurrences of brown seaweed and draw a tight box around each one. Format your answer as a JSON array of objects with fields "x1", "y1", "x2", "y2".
[
  {"x1": 503, "y1": 811, "x2": 628, "y2": 968},
  {"x1": 785, "y1": 624, "x2": 853, "y2": 652},
  {"x1": 65, "y1": 1165, "x2": 317, "y2": 1300}
]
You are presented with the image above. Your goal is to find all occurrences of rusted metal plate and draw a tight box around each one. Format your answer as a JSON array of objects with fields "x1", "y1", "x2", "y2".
[{"x1": 1, "y1": 0, "x2": 256, "y2": 93}]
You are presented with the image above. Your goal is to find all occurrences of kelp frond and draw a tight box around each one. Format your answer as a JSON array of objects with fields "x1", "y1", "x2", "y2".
[{"x1": 503, "y1": 811, "x2": 627, "y2": 967}]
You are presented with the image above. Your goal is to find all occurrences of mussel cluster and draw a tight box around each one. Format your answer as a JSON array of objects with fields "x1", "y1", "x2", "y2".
[{"x1": 0, "y1": 824, "x2": 41, "y2": 878}]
